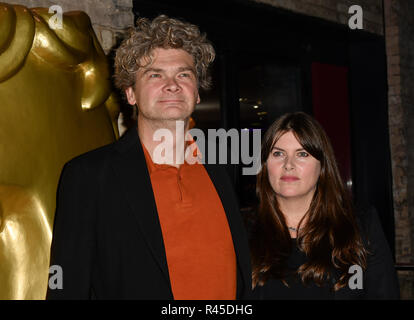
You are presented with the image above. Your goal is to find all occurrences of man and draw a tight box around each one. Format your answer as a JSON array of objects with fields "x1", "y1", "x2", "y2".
[{"x1": 47, "y1": 15, "x2": 252, "y2": 299}]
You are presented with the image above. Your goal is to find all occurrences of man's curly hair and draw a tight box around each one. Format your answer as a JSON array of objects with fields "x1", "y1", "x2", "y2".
[{"x1": 114, "y1": 15, "x2": 215, "y2": 95}]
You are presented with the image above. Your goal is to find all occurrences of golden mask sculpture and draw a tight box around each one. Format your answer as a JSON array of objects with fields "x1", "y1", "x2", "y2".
[{"x1": 0, "y1": 3, "x2": 120, "y2": 299}]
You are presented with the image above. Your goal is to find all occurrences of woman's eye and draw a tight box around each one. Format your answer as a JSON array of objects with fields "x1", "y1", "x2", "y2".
[
  {"x1": 272, "y1": 151, "x2": 284, "y2": 157},
  {"x1": 297, "y1": 151, "x2": 309, "y2": 157}
]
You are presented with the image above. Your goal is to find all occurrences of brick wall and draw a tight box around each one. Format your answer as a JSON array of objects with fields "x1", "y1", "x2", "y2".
[
  {"x1": 384, "y1": 0, "x2": 414, "y2": 299},
  {"x1": 253, "y1": 0, "x2": 383, "y2": 34}
]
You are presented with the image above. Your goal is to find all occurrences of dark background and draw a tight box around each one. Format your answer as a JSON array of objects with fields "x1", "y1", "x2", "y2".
[{"x1": 131, "y1": 0, "x2": 395, "y2": 256}]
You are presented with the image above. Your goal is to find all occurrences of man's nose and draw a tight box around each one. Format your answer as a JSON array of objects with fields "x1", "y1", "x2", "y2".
[{"x1": 164, "y1": 77, "x2": 181, "y2": 93}]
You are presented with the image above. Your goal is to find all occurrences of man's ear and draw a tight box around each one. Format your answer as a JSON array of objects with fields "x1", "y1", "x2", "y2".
[
  {"x1": 196, "y1": 93, "x2": 200, "y2": 104},
  {"x1": 125, "y1": 87, "x2": 136, "y2": 105}
]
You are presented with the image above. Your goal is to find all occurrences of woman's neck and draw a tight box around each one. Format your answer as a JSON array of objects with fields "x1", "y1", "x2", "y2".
[{"x1": 277, "y1": 195, "x2": 313, "y2": 232}]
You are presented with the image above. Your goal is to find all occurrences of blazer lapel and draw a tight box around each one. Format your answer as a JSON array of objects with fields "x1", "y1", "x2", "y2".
[
  {"x1": 111, "y1": 129, "x2": 171, "y2": 288},
  {"x1": 204, "y1": 163, "x2": 252, "y2": 298}
]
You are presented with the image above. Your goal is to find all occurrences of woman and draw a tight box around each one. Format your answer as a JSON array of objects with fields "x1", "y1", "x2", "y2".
[{"x1": 248, "y1": 112, "x2": 399, "y2": 299}]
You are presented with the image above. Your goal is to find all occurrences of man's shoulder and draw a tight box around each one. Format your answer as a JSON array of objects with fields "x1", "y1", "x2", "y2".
[
  {"x1": 64, "y1": 128, "x2": 138, "y2": 170},
  {"x1": 65, "y1": 140, "x2": 118, "y2": 171}
]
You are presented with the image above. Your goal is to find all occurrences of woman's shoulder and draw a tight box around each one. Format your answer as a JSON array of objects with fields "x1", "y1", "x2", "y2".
[
  {"x1": 352, "y1": 203, "x2": 400, "y2": 299},
  {"x1": 353, "y1": 202, "x2": 393, "y2": 262},
  {"x1": 241, "y1": 206, "x2": 259, "y2": 239},
  {"x1": 353, "y1": 202, "x2": 380, "y2": 239}
]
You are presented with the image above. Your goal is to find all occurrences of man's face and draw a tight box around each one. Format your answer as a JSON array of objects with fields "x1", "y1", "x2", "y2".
[{"x1": 125, "y1": 48, "x2": 200, "y2": 124}]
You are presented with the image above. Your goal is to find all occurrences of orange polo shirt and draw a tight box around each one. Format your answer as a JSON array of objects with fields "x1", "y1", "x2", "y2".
[{"x1": 142, "y1": 142, "x2": 236, "y2": 300}]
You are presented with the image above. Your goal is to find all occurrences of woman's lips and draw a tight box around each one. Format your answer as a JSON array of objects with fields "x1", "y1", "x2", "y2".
[{"x1": 281, "y1": 176, "x2": 300, "y2": 182}]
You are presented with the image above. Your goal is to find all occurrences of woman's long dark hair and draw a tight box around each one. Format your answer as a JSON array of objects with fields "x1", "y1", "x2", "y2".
[{"x1": 251, "y1": 112, "x2": 367, "y2": 291}]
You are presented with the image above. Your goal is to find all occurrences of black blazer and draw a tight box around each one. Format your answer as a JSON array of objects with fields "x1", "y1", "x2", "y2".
[{"x1": 47, "y1": 128, "x2": 252, "y2": 299}]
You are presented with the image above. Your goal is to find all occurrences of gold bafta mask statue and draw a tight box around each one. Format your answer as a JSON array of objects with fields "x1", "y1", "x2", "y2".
[{"x1": 0, "y1": 3, "x2": 119, "y2": 299}]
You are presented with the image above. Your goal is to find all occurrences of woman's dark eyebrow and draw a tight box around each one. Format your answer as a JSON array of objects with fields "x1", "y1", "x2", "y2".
[{"x1": 272, "y1": 146, "x2": 306, "y2": 151}]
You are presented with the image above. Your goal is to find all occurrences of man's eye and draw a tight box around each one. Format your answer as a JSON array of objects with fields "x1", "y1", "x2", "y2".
[
  {"x1": 149, "y1": 74, "x2": 161, "y2": 78},
  {"x1": 179, "y1": 73, "x2": 191, "y2": 78},
  {"x1": 297, "y1": 151, "x2": 309, "y2": 157}
]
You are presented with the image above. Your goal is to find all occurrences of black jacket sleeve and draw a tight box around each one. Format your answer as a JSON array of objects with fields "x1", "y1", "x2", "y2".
[
  {"x1": 46, "y1": 159, "x2": 96, "y2": 299},
  {"x1": 359, "y1": 206, "x2": 400, "y2": 299}
]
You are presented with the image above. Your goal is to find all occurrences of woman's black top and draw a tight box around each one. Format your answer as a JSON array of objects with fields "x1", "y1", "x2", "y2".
[
  {"x1": 252, "y1": 238, "x2": 334, "y2": 300},
  {"x1": 248, "y1": 205, "x2": 400, "y2": 300}
]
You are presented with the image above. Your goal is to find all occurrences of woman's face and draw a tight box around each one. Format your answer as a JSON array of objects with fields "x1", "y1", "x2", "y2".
[{"x1": 266, "y1": 131, "x2": 321, "y2": 202}]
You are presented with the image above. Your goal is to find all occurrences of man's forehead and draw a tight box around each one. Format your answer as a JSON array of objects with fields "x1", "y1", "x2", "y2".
[{"x1": 140, "y1": 48, "x2": 195, "y2": 68}]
